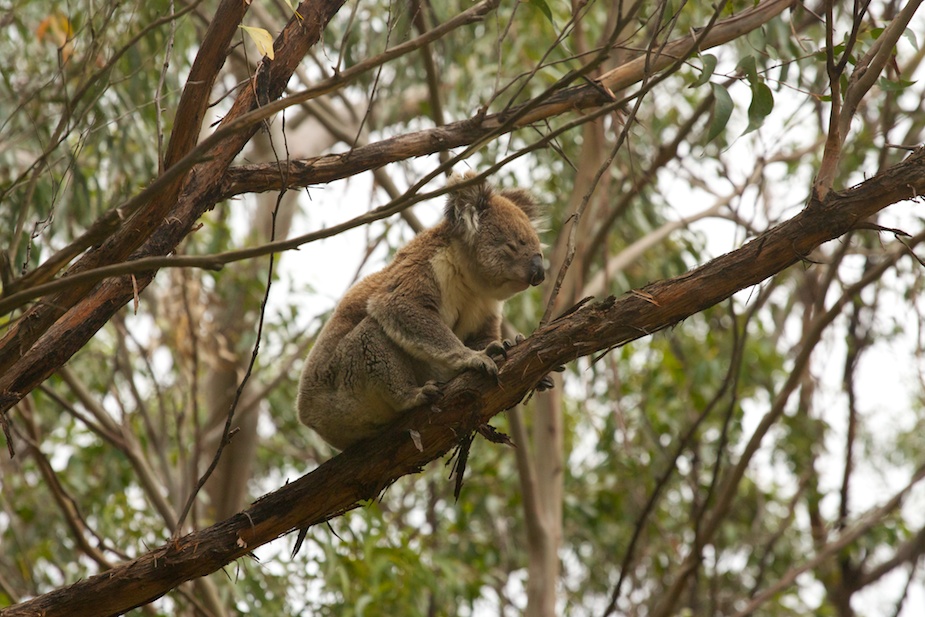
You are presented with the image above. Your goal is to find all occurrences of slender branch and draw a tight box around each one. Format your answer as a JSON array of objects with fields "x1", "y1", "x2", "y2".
[
  {"x1": 838, "y1": 0, "x2": 922, "y2": 140},
  {"x1": 650, "y1": 223, "x2": 925, "y2": 617},
  {"x1": 217, "y1": 0, "x2": 792, "y2": 200},
  {"x1": 732, "y1": 463, "x2": 925, "y2": 617},
  {"x1": 812, "y1": 0, "x2": 844, "y2": 200},
  {"x1": 815, "y1": 0, "x2": 921, "y2": 199},
  {"x1": 173, "y1": 192, "x2": 281, "y2": 535},
  {"x1": 56, "y1": 367, "x2": 180, "y2": 529},
  {"x1": 859, "y1": 523, "x2": 925, "y2": 588},
  {"x1": 15, "y1": 400, "x2": 115, "y2": 570}
]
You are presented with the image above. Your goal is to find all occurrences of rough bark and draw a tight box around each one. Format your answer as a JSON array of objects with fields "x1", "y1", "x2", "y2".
[{"x1": 3, "y1": 146, "x2": 924, "y2": 617}]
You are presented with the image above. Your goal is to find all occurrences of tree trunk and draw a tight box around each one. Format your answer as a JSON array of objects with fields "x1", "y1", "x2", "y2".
[{"x1": 525, "y1": 385, "x2": 564, "y2": 617}]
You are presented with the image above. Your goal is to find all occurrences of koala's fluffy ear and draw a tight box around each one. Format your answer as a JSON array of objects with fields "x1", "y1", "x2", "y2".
[
  {"x1": 445, "y1": 171, "x2": 493, "y2": 242},
  {"x1": 499, "y1": 188, "x2": 542, "y2": 223}
]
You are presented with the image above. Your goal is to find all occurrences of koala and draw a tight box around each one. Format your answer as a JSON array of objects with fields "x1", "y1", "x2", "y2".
[{"x1": 297, "y1": 172, "x2": 545, "y2": 450}]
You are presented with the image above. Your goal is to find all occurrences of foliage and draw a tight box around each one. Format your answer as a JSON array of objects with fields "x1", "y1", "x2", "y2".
[{"x1": 2, "y1": 0, "x2": 925, "y2": 616}]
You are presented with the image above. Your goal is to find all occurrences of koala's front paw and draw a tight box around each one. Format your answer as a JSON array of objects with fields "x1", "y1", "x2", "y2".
[{"x1": 464, "y1": 350, "x2": 499, "y2": 378}]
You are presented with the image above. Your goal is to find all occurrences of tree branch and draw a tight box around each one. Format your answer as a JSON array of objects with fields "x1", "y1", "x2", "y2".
[
  {"x1": 0, "y1": 0, "x2": 348, "y2": 431},
  {"x1": 4, "y1": 145, "x2": 925, "y2": 617},
  {"x1": 217, "y1": 0, "x2": 793, "y2": 200}
]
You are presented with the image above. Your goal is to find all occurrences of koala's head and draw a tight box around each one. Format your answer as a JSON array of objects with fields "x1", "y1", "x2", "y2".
[{"x1": 444, "y1": 172, "x2": 545, "y2": 299}]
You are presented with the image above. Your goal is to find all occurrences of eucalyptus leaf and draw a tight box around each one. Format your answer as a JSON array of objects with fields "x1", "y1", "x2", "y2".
[
  {"x1": 736, "y1": 54, "x2": 759, "y2": 86},
  {"x1": 690, "y1": 54, "x2": 717, "y2": 88},
  {"x1": 239, "y1": 25, "x2": 275, "y2": 60},
  {"x1": 528, "y1": 0, "x2": 554, "y2": 25},
  {"x1": 878, "y1": 77, "x2": 917, "y2": 92},
  {"x1": 744, "y1": 81, "x2": 774, "y2": 134},
  {"x1": 707, "y1": 82, "x2": 734, "y2": 143}
]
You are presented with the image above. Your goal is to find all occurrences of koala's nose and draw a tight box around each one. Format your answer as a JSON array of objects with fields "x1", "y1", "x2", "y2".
[{"x1": 529, "y1": 254, "x2": 545, "y2": 286}]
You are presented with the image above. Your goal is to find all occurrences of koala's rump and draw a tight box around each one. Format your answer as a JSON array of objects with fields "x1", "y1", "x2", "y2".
[{"x1": 297, "y1": 311, "x2": 438, "y2": 449}]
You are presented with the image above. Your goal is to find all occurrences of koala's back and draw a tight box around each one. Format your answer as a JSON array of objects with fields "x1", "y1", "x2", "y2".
[{"x1": 297, "y1": 229, "x2": 448, "y2": 449}]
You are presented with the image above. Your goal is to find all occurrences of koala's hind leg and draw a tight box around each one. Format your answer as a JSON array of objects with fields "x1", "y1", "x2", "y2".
[{"x1": 355, "y1": 319, "x2": 442, "y2": 413}]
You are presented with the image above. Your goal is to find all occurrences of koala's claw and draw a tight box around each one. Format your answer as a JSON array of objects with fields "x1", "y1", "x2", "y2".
[
  {"x1": 466, "y1": 351, "x2": 500, "y2": 378},
  {"x1": 420, "y1": 381, "x2": 441, "y2": 401},
  {"x1": 484, "y1": 340, "x2": 507, "y2": 360},
  {"x1": 507, "y1": 333, "x2": 527, "y2": 349},
  {"x1": 535, "y1": 365, "x2": 566, "y2": 391},
  {"x1": 486, "y1": 335, "x2": 527, "y2": 363},
  {"x1": 499, "y1": 333, "x2": 527, "y2": 354}
]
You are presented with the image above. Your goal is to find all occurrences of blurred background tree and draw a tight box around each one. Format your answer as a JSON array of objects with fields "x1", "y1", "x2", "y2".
[{"x1": 2, "y1": 0, "x2": 925, "y2": 615}]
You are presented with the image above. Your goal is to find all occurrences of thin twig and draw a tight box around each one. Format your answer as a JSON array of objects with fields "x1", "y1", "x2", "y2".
[{"x1": 173, "y1": 195, "x2": 281, "y2": 536}]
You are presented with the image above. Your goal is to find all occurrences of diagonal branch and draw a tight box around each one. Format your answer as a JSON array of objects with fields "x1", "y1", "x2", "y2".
[
  {"x1": 4, "y1": 145, "x2": 924, "y2": 617},
  {"x1": 0, "y1": 0, "x2": 349, "y2": 431}
]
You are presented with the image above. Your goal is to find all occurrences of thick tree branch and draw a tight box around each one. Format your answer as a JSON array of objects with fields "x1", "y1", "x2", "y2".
[
  {"x1": 4, "y1": 147, "x2": 924, "y2": 617},
  {"x1": 0, "y1": 0, "x2": 250, "y2": 343},
  {"x1": 0, "y1": 0, "x2": 347, "y2": 426}
]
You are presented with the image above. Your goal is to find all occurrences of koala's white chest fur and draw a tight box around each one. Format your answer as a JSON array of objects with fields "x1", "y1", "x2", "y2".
[{"x1": 430, "y1": 248, "x2": 501, "y2": 341}]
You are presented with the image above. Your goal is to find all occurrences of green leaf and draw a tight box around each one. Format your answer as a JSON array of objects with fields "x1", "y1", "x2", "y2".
[
  {"x1": 527, "y1": 0, "x2": 554, "y2": 25},
  {"x1": 690, "y1": 54, "x2": 717, "y2": 88},
  {"x1": 707, "y1": 82, "x2": 733, "y2": 143},
  {"x1": 744, "y1": 82, "x2": 774, "y2": 134},
  {"x1": 904, "y1": 28, "x2": 919, "y2": 51},
  {"x1": 879, "y1": 77, "x2": 917, "y2": 92},
  {"x1": 736, "y1": 54, "x2": 758, "y2": 86}
]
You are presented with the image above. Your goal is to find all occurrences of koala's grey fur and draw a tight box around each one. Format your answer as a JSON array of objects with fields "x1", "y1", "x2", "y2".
[{"x1": 297, "y1": 172, "x2": 545, "y2": 450}]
